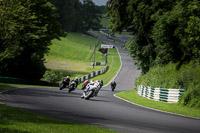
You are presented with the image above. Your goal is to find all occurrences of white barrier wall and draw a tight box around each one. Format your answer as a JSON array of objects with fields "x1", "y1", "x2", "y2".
[
  {"x1": 137, "y1": 85, "x2": 184, "y2": 103},
  {"x1": 78, "y1": 65, "x2": 108, "y2": 84}
]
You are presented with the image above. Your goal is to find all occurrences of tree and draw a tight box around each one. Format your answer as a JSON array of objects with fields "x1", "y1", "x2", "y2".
[
  {"x1": 106, "y1": 0, "x2": 157, "y2": 73},
  {"x1": 48, "y1": 0, "x2": 102, "y2": 32},
  {"x1": 152, "y1": 0, "x2": 200, "y2": 65},
  {"x1": 81, "y1": 0, "x2": 102, "y2": 30},
  {"x1": 106, "y1": 0, "x2": 200, "y2": 73},
  {"x1": 48, "y1": 0, "x2": 83, "y2": 32},
  {"x1": 0, "y1": 0, "x2": 64, "y2": 79}
]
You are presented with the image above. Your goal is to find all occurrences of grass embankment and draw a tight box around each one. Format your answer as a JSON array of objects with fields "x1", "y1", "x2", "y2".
[
  {"x1": 116, "y1": 62, "x2": 200, "y2": 118},
  {"x1": 43, "y1": 32, "x2": 107, "y2": 82}
]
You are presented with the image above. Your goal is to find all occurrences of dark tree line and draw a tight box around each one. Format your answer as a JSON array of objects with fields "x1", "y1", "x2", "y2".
[
  {"x1": 0, "y1": 0, "x2": 64, "y2": 79},
  {"x1": 0, "y1": 0, "x2": 102, "y2": 80},
  {"x1": 48, "y1": 0, "x2": 102, "y2": 31},
  {"x1": 106, "y1": 0, "x2": 200, "y2": 73}
]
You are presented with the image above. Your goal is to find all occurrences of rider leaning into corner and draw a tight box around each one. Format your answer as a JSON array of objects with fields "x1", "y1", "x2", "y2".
[
  {"x1": 71, "y1": 77, "x2": 79, "y2": 88},
  {"x1": 81, "y1": 80, "x2": 101, "y2": 99}
]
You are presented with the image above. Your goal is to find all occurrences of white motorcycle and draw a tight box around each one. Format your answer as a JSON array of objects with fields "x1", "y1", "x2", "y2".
[{"x1": 81, "y1": 80, "x2": 102, "y2": 100}]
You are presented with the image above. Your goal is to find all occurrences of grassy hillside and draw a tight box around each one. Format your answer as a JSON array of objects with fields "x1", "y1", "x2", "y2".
[
  {"x1": 46, "y1": 33, "x2": 104, "y2": 62},
  {"x1": 43, "y1": 33, "x2": 107, "y2": 82}
]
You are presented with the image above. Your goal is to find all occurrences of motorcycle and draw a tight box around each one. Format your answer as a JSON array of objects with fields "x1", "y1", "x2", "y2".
[
  {"x1": 110, "y1": 81, "x2": 116, "y2": 91},
  {"x1": 111, "y1": 85, "x2": 116, "y2": 91},
  {"x1": 59, "y1": 79, "x2": 69, "y2": 90},
  {"x1": 82, "y1": 81, "x2": 101, "y2": 100},
  {"x1": 68, "y1": 80, "x2": 77, "y2": 93}
]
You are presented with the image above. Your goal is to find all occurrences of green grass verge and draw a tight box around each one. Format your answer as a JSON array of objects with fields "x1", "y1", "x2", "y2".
[
  {"x1": 0, "y1": 104, "x2": 116, "y2": 133},
  {"x1": 116, "y1": 89, "x2": 200, "y2": 118}
]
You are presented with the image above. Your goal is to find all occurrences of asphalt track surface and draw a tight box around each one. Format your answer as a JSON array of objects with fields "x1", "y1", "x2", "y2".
[{"x1": 1, "y1": 33, "x2": 200, "y2": 133}]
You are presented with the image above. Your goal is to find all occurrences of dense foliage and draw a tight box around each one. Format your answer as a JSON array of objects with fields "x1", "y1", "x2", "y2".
[
  {"x1": 106, "y1": 0, "x2": 200, "y2": 108},
  {"x1": 0, "y1": 0, "x2": 64, "y2": 79},
  {"x1": 135, "y1": 62, "x2": 200, "y2": 109},
  {"x1": 48, "y1": 0, "x2": 102, "y2": 31},
  {"x1": 106, "y1": 0, "x2": 200, "y2": 73}
]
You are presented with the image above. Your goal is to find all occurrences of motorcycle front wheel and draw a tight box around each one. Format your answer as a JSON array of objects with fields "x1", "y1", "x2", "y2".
[{"x1": 85, "y1": 90, "x2": 94, "y2": 100}]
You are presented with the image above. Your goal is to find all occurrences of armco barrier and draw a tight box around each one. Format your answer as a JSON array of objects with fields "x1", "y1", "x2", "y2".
[
  {"x1": 137, "y1": 85, "x2": 184, "y2": 103},
  {"x1": 78, "y1": 65, "x2": 108, "y2": 84}
]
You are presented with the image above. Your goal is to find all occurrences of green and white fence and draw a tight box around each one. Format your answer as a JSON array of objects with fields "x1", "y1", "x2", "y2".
[
  {"x1": 78, "y1": 65, "x2": 108, "y2": 84},
  {"x1": 137, "y1": 85, "x2": 184, "y2": 103}
]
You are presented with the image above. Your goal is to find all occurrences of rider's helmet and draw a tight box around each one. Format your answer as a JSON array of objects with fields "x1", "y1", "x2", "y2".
[
  {"x1": 83, "y1": 80, "x2": 89, "y2": 85},
  {"x1": 74, "y1": 77, "x2": 78, "y2": 80},
  {"x1": 67, "y1": 76, "x2": 70, "y2": 78}
]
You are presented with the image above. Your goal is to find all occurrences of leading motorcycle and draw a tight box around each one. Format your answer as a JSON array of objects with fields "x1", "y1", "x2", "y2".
[{"x1": 82, "y1": 81, "x2": 101, "y2": 100}]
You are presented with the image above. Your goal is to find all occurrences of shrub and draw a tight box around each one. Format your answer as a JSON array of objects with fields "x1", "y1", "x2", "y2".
[
  {"x1": 42, "y1": 70, "x2": 62, "y2": 83},
  {"x1": 135, "y1": 61, "x2": 200, "y2": 109}
]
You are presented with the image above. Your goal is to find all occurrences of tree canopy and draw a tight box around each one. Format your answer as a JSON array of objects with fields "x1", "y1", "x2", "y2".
[
  {"x1": 48, "y1": 0, "x2": 102, "y2": 31},
  {"x1": 0, "y1": 0, "x2": 64, "y2": 79},
  {"x1": 106, "y1": 0, "x2": 200, "y2": 73}
]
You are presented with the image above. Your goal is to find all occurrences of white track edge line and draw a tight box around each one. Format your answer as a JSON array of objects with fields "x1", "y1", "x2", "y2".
[{"x1": 113, "y1": 94, "x2": 200, "y2": 120}]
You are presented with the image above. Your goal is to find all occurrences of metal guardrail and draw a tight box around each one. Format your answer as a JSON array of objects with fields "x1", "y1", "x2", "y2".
[
  {"x1": 78, "y1": 65, "x2": 108, "y2": 84},
  {"x1": 137, "y1": 85, "x2": 184, "y2": 103}
]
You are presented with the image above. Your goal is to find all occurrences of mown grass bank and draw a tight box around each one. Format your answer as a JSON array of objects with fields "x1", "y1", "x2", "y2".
[
  {"x1": 116, "y1": 89, "x2": 200, "y2": 118},
  {"x1": 42, "y1": 32, "x2": 107, "y2": 83}
]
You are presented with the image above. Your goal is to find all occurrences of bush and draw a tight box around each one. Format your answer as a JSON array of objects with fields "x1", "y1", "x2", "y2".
[
  {"x1": 42, "y1": 70, "x2": 63, "y2": 83},
  {"x1": 135, "y1": 61, "x2": 200, "y2": 109}
]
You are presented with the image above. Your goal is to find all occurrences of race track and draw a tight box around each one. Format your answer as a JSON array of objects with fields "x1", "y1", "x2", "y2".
[{"x1": 0, "y1": 33, "x2": 200, "y2": 133}]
